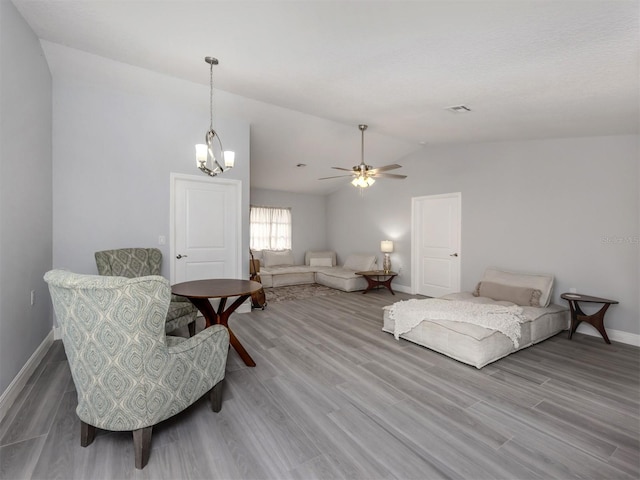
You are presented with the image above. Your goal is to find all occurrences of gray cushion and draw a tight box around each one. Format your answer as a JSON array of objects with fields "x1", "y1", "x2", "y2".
[
  {"x1": 473, "y1": 281, "x2": 542, "y2": 307},
  {"x1": 481, "y1": 267, "x2": 554, "y2": 307},
  {"x1": 310, "y1": 257, "x2": 332, "y2": 267},
  {"x1": 262, "y1": 249, "x2": 295, "y2": 267},
  {"x1": 343, "y1": 254, "x2": 377, "y2": 271},
  {"x1": 305, "y1": 250, "x2": 337, "y2": 266}
]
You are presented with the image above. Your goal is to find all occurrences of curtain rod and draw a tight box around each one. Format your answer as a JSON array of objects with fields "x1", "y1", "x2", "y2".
[{"x1": 250, "y1": 205, "x2": 292, "y2": 210}]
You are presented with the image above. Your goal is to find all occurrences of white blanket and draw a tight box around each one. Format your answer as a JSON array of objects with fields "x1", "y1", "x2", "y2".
[{"x1": 388, "y1": 298, "x2": 525, "y2": 347}]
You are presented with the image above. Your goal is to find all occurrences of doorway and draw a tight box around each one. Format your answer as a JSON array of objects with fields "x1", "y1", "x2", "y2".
[
  {"x1": 411, "y1": 192, "x2": 461, "y2": 297},
  {"x1": 170, "y1": 173, "x2": 242, "y2": 284}
]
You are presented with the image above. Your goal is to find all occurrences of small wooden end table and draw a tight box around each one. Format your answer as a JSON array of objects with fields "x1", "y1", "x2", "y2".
[
  {"x1": 172, "y1": 279, "x2": 262, "y2": 367},
  {"x1": 355, "y1": 270, "x2": 398, "y2": 295},
  {"x1": 561, "y1": 293, "x2": 618, "y2": 344}
]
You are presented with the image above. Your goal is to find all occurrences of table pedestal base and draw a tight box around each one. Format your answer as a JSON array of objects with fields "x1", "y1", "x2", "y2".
[
  {"x1": 356, "y1": 271, "x2": 398, "y2": 295},
  {"x1": 362, "y1": 276, "x2": 395, "y2": 295},
  {"x1": 568, "y1": 301, "x2": 612, "y2": 345},
  {"x1": 562, "y1": 293, "x2": 618, "y2": 345},
  {"x1": 189, "y1": 296, "x2": 256, "y2": 367}
]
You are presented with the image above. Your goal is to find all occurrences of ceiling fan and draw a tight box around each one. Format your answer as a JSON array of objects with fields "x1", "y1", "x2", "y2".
[{"x1": 319, "y1": 124, "x2": 407, "y2": 188}]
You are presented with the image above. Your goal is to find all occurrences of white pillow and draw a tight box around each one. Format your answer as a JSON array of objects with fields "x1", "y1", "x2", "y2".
[
  {"x1": 310, "y1": 257, "x2": 332, "y2": 267},
  {"x1": 343, "y1": 254, "x2": 377, "y2": 271},
  {"x1": 481, "y1": 267, "x2": 554, "y2": 307},
  {"x1": 263, "y1": 249, "x2": 295, "y2": 267},
  {"x1": 305, "y1": 250, "x2": 337, "y2": 266}
]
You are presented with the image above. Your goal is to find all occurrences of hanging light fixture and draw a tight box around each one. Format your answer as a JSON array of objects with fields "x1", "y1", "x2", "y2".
[
  {"x1": 319, "y1": 124, "x2": 407, "y2": 188},
  {"x1": 351, "y1": 124, "x2": 375, "y2": 189},
  {"x1": 196, "y1": 56, "x2": 235, "y2": 176}
]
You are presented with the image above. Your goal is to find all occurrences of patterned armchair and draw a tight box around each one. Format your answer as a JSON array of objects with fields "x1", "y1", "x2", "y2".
[
  {"x1": 44, "y1": 270, "x2": 230, "y2": 469},
  {"x1": 95, "y1": 248, "x2": 197, "y2": 336}
]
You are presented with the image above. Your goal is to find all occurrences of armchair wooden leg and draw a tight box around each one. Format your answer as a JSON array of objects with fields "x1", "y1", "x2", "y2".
[
  {"x1": 80, "y1": 421, "x2": 96, "y2": 447},
  {"x1": 210, "y1": 381, "x2": 224, "y2": 412},
  {"x1": 133, "y1": 426, "x2": 153, "y2": 469},
  {"x1": 188, "y1": 321, "x2": 196, "y2": 337}
]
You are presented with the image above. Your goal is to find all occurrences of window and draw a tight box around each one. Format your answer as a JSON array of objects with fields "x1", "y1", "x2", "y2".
[{"x1": 250, "y1": 205, "x2": 292, "y2": 251}]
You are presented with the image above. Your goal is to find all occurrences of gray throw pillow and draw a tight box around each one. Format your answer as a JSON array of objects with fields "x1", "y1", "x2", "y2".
[{"x1": 473, "y1": 281, "x2": 542, "y2": 307}]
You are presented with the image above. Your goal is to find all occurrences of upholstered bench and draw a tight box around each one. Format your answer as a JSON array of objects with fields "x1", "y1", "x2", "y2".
[{"x1": 315, "y1": 254, "x2": 378, "y2": 292}]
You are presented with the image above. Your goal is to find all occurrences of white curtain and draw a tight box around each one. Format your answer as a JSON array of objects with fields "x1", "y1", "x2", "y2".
[{"x1": 250, "y1": 206, "x2": 292, "y2": 251}]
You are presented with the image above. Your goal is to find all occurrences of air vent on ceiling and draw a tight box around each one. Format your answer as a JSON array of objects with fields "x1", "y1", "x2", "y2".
[{"x1": 445, "y1": 105, "x2": 472, "y2": 113}]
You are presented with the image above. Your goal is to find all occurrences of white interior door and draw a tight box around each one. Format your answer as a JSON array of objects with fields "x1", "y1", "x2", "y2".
[
  {"x1": 170, "y1": 173, "x2": 241, "y2": 284},
  {"x1": 412, "y1": 192, "x2": 461, "y2": 297}
]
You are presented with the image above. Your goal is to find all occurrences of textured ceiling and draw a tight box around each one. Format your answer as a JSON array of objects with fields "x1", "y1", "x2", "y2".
[{"x1": 12, "y1": 0, "x2": 640, "y2": 194}]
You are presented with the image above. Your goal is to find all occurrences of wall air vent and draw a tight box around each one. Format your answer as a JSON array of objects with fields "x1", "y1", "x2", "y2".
[{"x1": 445, "y1": 105, "x2": 472, "y2": 113}]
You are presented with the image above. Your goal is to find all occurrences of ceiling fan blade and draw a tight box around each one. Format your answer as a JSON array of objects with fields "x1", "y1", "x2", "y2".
[
  {"x1": 319, "y1": 175, "x2": 355, "y2": 180},
  {"x1": 368, "y1": 164, "x2": 402, "y2": 174},
  {"x1": 372, "y1": 173, "x2": 407, "y2": 179},
  {"x1": 331, "y1": 167, "x2": 355, "y2": 172}
]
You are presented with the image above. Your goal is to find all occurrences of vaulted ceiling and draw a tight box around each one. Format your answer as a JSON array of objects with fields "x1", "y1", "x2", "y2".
[{"x1": 12, "y1": 1, "x2": 639, "y2": 194}]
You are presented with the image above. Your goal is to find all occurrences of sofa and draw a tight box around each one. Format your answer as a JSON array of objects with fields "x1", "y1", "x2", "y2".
[{"x1": 254, "y1": 249, "x2": 377, "y2": 292}]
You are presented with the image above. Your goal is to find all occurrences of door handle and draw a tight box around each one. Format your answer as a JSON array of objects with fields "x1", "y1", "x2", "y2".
[
  {"x1": 450, "y1": 253, "x2": 458, "y2": 257},
  {"x1": 176, "y1": 254, "x2": 188, "y2": 259}
]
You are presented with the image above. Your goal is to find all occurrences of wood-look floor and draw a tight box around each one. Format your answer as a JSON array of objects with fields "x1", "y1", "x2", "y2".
[{"x1": 1, "y1": 289, "x2": 639, "y2": 479}]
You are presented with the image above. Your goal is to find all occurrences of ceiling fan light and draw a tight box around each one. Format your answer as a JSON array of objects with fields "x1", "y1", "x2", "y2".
[{"x1": 319, "y1": 124, "x2": 406, "y2": 187}]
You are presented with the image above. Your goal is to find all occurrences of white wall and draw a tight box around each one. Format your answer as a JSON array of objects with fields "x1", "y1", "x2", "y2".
[
  {"x1": 327, "y1": 135, "x2": 639, "y2": 337},
  {"x1": 250, "y1": 188, "x2": 327, "y2": 264},
  {"x1": 45, "y1": 44, "x2": 251, "y2": 281},
  {"x1": 0, "y1": 0, "x2": 53, "y2": 395}
]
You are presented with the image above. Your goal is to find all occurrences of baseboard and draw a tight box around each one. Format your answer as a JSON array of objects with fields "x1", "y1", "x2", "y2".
[
  {"x1": 576, "y1": 323, "x2": 640, "y2": 347},
  {"x1": 237, "y1": 298, "x2": 252, "y2": 314},
  {"x1": 392, "y1": 283, "x2": 412, "y2": 294},
  {"x1": 0, "y1": 330, "x2": 54, "y2": 422}
]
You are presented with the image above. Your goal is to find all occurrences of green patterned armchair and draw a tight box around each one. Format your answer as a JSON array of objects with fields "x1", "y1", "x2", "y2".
[
  {"x1": 95, "y1": 248, "x2": 197, "y2": 336},
  {"x1": 44, "y1": 269, "x2": 230, "y2": 469}
]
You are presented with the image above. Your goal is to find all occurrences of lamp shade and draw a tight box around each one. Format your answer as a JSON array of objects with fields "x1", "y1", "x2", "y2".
[
  {"x1": 381, "y1": 240, "x2": 394, "y2": 253},
  {"x1": 195, "y1": 144, "x2": 208, "y2": 166},
  {"x1": 224, "y1": 151, "x2": 235, "y2": 168}
]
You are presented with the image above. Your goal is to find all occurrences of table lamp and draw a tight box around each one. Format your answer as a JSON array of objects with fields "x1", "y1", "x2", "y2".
[{"x1": 381, "y1": 240, "x2": 393, "y2": 273}]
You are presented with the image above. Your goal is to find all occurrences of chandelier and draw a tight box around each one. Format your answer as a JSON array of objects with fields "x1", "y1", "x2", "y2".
[{"x1": 195, "y1": 56, "x2": 235, "y2": 176}]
